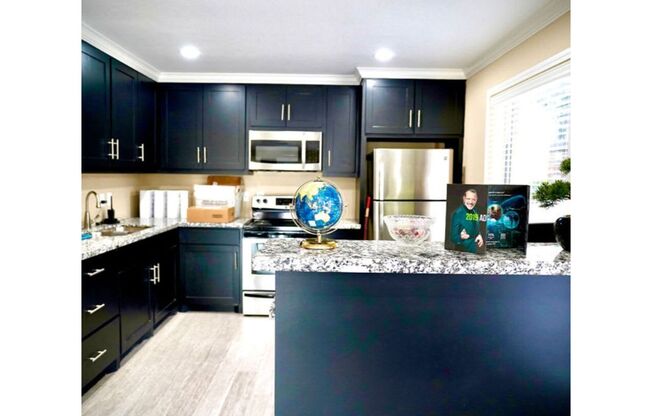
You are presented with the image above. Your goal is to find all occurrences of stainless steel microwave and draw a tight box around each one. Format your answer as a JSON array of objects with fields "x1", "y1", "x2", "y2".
[{"x1": 248, "y1": 130, "x2": 322, "y2": 171}]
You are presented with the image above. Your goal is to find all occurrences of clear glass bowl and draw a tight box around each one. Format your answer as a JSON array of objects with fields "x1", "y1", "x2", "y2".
[{"x1": 383, "y1": 215, "x2": 435, "y2": 245}]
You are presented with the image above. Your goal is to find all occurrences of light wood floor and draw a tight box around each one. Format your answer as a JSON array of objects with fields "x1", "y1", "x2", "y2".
[{"x1": 82, "y1": 312, "x2": 275, "y2": 416}]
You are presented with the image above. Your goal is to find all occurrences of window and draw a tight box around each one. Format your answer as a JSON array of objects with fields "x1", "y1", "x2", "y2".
[{"x1": 484, "y1": 51, "x2": 570, "y2": 223}]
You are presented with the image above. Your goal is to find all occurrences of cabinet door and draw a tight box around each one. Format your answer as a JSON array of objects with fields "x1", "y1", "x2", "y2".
[
  {"x1": 136, "y1": 73, "x2": 157, "y2": 170},
  {"x1": 82, "y1": 41, "x2": 111, "y2": 171},
  {"x1": 153, "y1": 244, "x2": 178, "y2": 325},
  {"x1": 118, "y1": 260, "x2": 153, "y2": 355},
  {"x1": 323, "y1": 86, "x2": 358, "y2": 177},
  {"x1": 364, "y1": 79, "x2": 415, "y2": 135},
  {"x1": 286, "y1": 86, "x2": 325, "y2": 129},
  {"x1": 180, "y1": 244, "x2": 240, "y2": 311},
  {"x1": 160, "y1": 85, "x2": 203, "y2": 170},
  {"x1": 415, "y1": 80, "x2": 465, "y2": 136},
  {"x1": 111, "y1": 60, "x2": 139, "y2": 167},
  {"x1": 203, "y1": 85, "x2": 246, "y2": 171},
  {"x1": 246, "y1": 85, "x2": 287, "y2": 128}
]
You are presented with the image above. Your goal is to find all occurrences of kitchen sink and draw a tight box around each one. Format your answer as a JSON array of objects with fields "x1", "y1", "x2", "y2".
[{"x1": 100, "y1": 225, "x2": 152, "y2": 237}]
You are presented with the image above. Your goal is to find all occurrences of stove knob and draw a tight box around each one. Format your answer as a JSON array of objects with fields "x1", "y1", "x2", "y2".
[
  {"x1": 263, "y1": 198, "x2": 268, "y2": 204},
  {"x1": 256, "y1": 198, "x2": 260, "y2": 204}
]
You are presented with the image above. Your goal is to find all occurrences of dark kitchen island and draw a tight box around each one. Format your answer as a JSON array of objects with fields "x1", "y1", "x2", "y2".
[{"x1": 253, "y1": 240, "x2": 570, "y2": 416}]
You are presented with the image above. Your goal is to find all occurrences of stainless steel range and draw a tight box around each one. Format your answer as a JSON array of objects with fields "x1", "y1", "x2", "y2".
[{"x1": 242, "y1": 195, "x2": 312, "y2": 316}]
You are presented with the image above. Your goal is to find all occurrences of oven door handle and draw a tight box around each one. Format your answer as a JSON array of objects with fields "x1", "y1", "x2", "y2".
[{"x1": 244, "y1": 293, "x2": 276, "y2": 299}]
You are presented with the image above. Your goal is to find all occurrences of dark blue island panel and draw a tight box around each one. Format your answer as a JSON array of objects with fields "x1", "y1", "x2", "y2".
[{"x1": 276, "y1": 272, "x2": 570, "y2": 416}]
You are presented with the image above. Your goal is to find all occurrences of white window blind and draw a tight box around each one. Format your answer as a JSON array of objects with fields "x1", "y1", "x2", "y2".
[{"x1": 485, "y1": 58, "x2": 570, "y2": 223}]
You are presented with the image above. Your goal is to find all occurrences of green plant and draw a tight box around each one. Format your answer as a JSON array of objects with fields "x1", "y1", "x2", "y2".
[{"x1": 533, "y1": 158, "x2": 570, "y2": 208}]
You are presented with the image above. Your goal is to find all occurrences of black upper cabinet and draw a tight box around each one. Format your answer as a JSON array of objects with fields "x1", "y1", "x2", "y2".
[
  {"x1": 136, "y1": 73, "x2": 157, "y2": 169},
  {"x1": 110, "y1": 60, "x2": 138, "y2": 166},
  {"x1": 160, "y1": 84, "x2": 204, "y2": 170},
  {"x1": 364, "y1": 79, "x2": 414, "y2": 135},
  {"x1": 414, "y1": 80, "x2": 465, "y2": 136},
  {"x1": 160, "y1": 84, "x2": 246, "y2": 172},
  {"x1": 323, "y1": 86, "x2": 358, "y2": 177},
  {"x1": 364, "y1": 79, "x2": 465, "y2": 137},
  {"x1": 203, "y1": 85, "x2": 247, "y2": 171},
  {"x1": 82, "y1": 41, "x2": 158, "y2": 172},
  {"x1": 82, "y1": 42, "x2": 111, "y2": 171},
  {"x1": 247, "y1": 85, "x2": 325, "y2": 129}
]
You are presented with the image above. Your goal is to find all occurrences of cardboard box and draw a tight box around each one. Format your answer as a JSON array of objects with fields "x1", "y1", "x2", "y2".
[
  {"x1": 207, "y1": 176, "x2": 242, "y2": 186},
  {"x1": 187, "y1": 206, "x2": 235, "y2": 223}
]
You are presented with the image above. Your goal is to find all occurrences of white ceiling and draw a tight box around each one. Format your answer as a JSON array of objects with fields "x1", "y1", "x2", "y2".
[{"x1": 81, "y1": 0, "x2": 569, "y2": 81}]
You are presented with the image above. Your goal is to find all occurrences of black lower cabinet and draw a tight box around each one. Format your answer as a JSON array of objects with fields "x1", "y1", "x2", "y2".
[
  {"x1": 179, "y1": 228, "x2": 241, "y2": 312},
  {"x1": 118, "y1": 257, "x2": 154, "y2": 355},
  {"x1": 152, "y1": 243, "x2": 178, "y2": 325}
]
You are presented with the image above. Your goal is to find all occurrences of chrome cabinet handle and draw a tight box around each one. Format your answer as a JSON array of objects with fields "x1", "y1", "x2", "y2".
[
  {"x1": 116, "y1": 139, "x2": 120, "y2": 160},
  {"x1": 417, "y1": 110, "x2": 422, "y2": 128},
  {"x1": 287, "y1": 104, "x2": 291, "y2": 121},
  {"x1": 409, "y1": 110, "x2": 413, "y2": 128},
  {"x1": 86, "y1": 304, "x2": 105, "y2": 314},
  {"x1": 328, "y1": 150, "x2": 331, "y2": 167},
  {"x1": 85, "y1": 268, "x2": 105, "y2": 277},
  {"x1": 108, "y1": 139, "x2": 115, "y2": 159},
  {"x1": 203, "y1": 147, "x2": 207, "y2": 164},
  {"x1": 156, "y1": 263, "x2": 161, "y2": 283},
  {"x1": 281, "y1": 104, "x2": 285, "y2": 121},
  {"x1": 233, "y1": 252, "x2": 238, "y2": 270},
  {"x1": 149, "y1": 265, "x2": 157, "y2": 284},
  {"x1": 89, "y1": 349, "x2": 107, "y2": 363},
  {"x1": 138, "y1": 143, "x2": 145, "y2": 161},
  {"x1": 197, "y1": 147, "x2": 200, "y2": 164}
]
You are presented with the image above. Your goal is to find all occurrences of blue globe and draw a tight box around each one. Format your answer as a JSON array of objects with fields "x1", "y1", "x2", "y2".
[{"x1": 293, "y1": 178, "x2": 343, "y2": 233}]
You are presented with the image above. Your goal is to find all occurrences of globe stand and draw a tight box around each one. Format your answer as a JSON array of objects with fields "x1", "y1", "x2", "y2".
[{"x1": 299, "y1": 232, "x2": 337, "y2": 250}]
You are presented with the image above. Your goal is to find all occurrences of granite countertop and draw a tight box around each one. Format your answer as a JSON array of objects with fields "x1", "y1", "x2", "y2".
[
  {"x1": 81, "y1": 217, "x2": 361, "y2": 260},
  {"x1": 252, "y1": 239, "x2": 570, "y2": 276}
]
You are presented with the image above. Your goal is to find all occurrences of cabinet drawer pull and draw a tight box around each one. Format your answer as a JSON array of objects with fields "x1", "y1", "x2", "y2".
[
  {"x1": 116, "y1": 139, "x2": 120, "y2": 160},
  {"x1": 287, "y1": 104, "x2": 291, "y2": 121},
  {"x1": 234, "y1": 252, "x2": 238, "y2": 270},
  {"x1": 157, "y1": 263, "x2": 161, "y2": 283},
  {"x1": 281, "y1": 104, "x2": 285, "y2": 121},
  {"x1": 88, "y1": 349, "x2": 107, "y2": 363},
  {"x1": 108, "y1": 139, "x2": 115, "y2": 159},
  {"x1": 197, "y1": 147, "x2": 201, "y2": 164},
  {"x1": 417, "y1": 110, "x2": 422, "y2": 128},
  {"x1": 149, "y1": 265, "x2": 157, "y2": 284},
  {"x1": 409, "y1": 109, "x2": 413, "y2": 128},
  {"x1": 328, "y1": 150, "x2": 331, "y2": 167},
  {"x1": 86, "y1": 304, "x2": 106, "y2": 314},
  {"x1": 203, "y1": 147, "x2": 207, "y2": 164},
  {"x1": 138, "y1": 143, "x2": 145, "y2": 161},
  {"x1": 85, "y1": 268, "x2": 105, "y2": 277}
]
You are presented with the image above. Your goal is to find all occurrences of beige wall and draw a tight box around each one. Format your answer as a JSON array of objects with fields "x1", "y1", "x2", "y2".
[
  {"x1": 463, "y1": 11, "x2": 570, "y2": 183},
  {"x1": 82, "y1": 173, "x2": 359, "y2": 226}
]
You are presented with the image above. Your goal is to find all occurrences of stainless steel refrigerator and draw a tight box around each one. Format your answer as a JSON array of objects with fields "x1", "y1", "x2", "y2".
[{"x1": 370, "y1": 149, "x2": 453, "y2": 242}]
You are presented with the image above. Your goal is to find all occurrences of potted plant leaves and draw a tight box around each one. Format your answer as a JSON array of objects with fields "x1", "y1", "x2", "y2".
[{"x1": 533, "y1": 158, "x2": 570, "y2": 251}]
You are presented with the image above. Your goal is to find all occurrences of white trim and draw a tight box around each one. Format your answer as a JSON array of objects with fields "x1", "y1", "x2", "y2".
[
  {"x1": 157, "y1": 72, "x2": 361, "y2": 85},
  {"x1": 356, "y1": 67, "x2": 466, "y2": 80},
  {"x1": 82, "y1": 23, "x2": 160, "y2": 81},
  {"x1": 482, "y1": 48, "x2": 571, "y2": 182},
  {"x1": 465, "y1": 0, "x2": 570, "y2": 78},
  {"x1": 486, "y1": 48, "x2": 570, "y2": 98}
]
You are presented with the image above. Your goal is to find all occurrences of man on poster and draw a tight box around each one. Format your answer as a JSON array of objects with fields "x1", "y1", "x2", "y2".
[{"x1": 450, "y1": 188, "x2": 484, "y2": 253}]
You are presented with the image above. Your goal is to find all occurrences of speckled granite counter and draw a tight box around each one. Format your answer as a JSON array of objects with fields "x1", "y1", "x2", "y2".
[
  {"x1": 253, "y1": 239, "x2": 570, "y2": 275},
  {"x1": 81, "y1": 217, "x2": 249, "y2": 260},
  {"x1": 82, "y1": 218, "x2": 361, "y2": 260}
]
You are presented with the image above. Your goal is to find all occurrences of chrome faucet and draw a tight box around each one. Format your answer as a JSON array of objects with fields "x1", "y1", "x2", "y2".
[{"x1": 84, "y1": 191, "x2": 100, "y2": 230}]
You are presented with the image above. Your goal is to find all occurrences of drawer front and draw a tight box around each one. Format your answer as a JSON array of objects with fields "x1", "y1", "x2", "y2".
[
  {"x1": 82, "y1": 266, "x2": 119, "y2": 338},
  {"x1": 242, "y1": 291, "x2": 275, "y2": 316},
  {"x1": 179, "y1": 227, "x2": 241, "y2": 245},
  {"x1": 82, "y1": 318, "x2": 120, "y2": 388}
]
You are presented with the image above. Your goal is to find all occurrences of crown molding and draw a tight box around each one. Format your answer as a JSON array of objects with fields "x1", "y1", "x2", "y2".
[
  {"x1": 464, "y1": 0, "x2": 570, "y2": 78},
  {"x1": 356, "y1": 67, "x2": 466, "y2": 80},
  {"x1": 157, "y1": 72, "x2": 361, "y2": 85},
  {"x1": 82, "y1": 23, "x2": 160, "y2": 81}
]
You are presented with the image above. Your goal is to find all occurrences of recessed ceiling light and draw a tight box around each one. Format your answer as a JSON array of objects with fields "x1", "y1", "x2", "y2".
[
  {"x1": 180, "y1": 45, "x2": 201, "y2": 60},
  {"x1": 374, "y1": 48, "x2": 395, "y2": 62}
]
